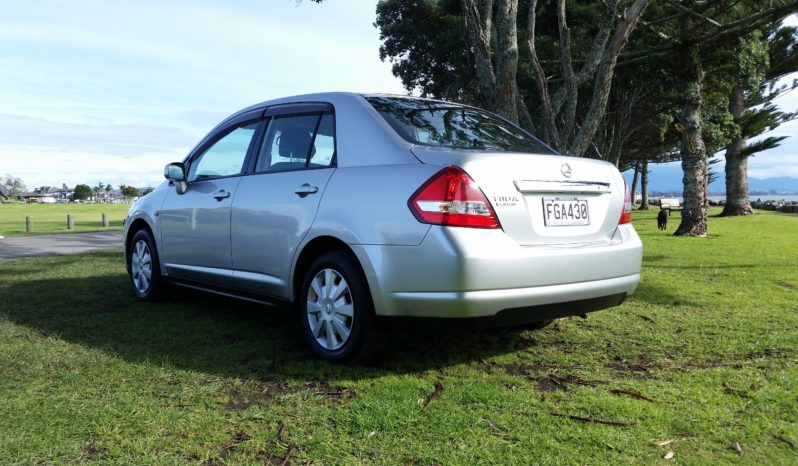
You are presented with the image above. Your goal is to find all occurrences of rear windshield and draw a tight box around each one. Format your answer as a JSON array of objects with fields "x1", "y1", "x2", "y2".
[{"x1": 366, "y1": 96, "x2": 555, "y2": 154}]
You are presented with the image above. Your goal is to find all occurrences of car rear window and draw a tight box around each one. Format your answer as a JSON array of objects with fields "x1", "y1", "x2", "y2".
[{"x1": 366, "y1": 96, "x2": 555, "y2": 154}]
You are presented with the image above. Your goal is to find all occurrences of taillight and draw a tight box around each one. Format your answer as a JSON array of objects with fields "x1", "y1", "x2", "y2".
[
  {"x1": 619, "y1": 179, "x2": 633, "y2": 225},
  {"x1": 408, "y1": 166, "x2": 501, "y2": 229}
]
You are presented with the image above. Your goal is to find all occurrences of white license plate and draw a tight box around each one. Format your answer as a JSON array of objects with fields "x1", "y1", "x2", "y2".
[{"x1": 542, "y1": 198, "x2": 590, "y2": 226}]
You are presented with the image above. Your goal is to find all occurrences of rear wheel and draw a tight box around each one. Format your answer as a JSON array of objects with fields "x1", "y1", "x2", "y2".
[
  {"x1": 299, "y1": 251, "x2": 379, "y2": 364},
  {"x1": 128, "y1": 228, "x2": 165, "y2": 301}
]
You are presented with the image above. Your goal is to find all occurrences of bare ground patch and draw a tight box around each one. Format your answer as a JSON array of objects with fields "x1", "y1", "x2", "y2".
[{"x1": 224, "y1": 380, "x2": 354, "y2": 411}]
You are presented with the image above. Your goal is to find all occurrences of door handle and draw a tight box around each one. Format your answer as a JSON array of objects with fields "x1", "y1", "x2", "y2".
[
  {"x1": 294, "y1": 183, "x2": 319, "y2": 197},
  {"x1": 213, "y1": 189, "x2": 231, "y2": 201}
]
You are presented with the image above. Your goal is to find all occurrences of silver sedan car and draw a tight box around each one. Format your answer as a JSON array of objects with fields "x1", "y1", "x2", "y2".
[{"x1": 124, "y1": 93, "x2": 642, "y2": 363}]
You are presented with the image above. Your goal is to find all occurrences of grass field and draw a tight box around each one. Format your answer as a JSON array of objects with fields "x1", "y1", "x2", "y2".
[
  {"x1": 0, "y1": 203, "x2": 130, "y2": 236},
  {"x1": 1, "y1": 210, "x2": 796, "y2": 464}
]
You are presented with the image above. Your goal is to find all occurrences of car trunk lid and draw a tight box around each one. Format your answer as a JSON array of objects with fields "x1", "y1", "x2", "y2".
[{"x1": 410, "y1": 148, "x2": 625, "y2": 246}]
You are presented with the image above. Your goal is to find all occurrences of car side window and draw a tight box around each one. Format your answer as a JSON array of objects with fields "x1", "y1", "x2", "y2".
[
  {"x1": 255, "y1": 112, "x2": 336, "y2": 173},
  {"x1": 187, "y1": 122, "x2": 258, "y2": 182},
  {"x1": 310, "y1": 113, "x2": 335, "y2": 167}
]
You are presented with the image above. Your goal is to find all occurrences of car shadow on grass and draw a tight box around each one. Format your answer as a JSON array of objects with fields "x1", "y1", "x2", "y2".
[{"x1": 1, "y1": 268, "x2": 547, "y2": 383}]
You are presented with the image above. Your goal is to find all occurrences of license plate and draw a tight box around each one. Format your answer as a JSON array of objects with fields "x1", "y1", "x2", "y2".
[{"x1": 542, "y1": 198, "x2": 590, "y2": 226}]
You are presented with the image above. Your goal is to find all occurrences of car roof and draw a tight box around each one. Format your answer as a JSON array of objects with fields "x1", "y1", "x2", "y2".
[{"x1": 222, "y1": 92, "x2": 464, "y2": 124}]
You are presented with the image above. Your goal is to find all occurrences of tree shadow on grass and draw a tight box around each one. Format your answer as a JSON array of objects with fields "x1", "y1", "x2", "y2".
[{"x1": 0, "y1": 270, "x2": 547, "y2": 383}]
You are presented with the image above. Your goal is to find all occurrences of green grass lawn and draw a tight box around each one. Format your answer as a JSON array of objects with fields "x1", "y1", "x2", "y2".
[
  {"x1": 1, "y1": 210, "x2": 796, "y2": 464},
  {"x1": 0, "y1": 203, "x2": 130, "y2": 236}
]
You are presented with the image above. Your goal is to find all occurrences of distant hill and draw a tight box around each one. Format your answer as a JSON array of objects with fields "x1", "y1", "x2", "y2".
[
  {"x1": 747, "y1": 177, "x2": 798, "y2": 193},
  {"x1": 623, "y1": 164, "x2": 798, "y2": 195}
]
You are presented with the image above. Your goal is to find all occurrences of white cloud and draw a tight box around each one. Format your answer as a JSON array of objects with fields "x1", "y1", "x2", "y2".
[
  {"x1": 0, "y1": 113, "x2": 199, "y2": 155},
  {"x1": 0, "y1": 1, "x2": 406, "y2": 188}
]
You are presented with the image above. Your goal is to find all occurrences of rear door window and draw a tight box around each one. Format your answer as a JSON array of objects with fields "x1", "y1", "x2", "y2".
[{"x1": 255, "y1": 112, "x2": 336, "y2": 173}]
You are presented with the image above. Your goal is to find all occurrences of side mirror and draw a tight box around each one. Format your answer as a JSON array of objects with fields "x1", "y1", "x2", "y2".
[
  {"x1": 164, "y1": 163, "x2": 188, "y2": 194},
  {"x1": 164, "y1": 162, "x2": 186, "y2": 182}
]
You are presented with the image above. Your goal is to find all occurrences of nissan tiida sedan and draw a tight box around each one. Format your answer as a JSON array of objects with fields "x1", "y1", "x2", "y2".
[{"x1": 124, "y1": 93, "x2": 642, "y2": 363}]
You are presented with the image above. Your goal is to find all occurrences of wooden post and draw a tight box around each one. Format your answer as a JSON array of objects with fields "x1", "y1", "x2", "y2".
[
  {"x1": 26, "y1": 216, "x2": 33, "y2": 233},
  {"x1": 102, "y1": 212, "x2": 109, "y2": 227},
  {"x1": 67, "y1": 214, "x2": 74, "y2": 230}
]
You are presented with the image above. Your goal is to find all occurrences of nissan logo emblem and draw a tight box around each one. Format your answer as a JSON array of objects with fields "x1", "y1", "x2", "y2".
[{"x1": 561, "y1": 163, "x2": 573, "y2": 178}]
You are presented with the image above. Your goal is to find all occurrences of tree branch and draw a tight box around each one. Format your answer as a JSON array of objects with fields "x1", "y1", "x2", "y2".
[
  {"x1": 568, "y1": 0, "x2": 652, "y2": 156},
  {"x1": 526, "y1": 0, "x2": 560, "y2": 147},
  {"x1": 557, "y1": 0, "x2": 579, "y2": 147},
  {"x1": 666, "y1": 0, "x2": 722, "y2": 27},
  {"x1": 620, "y1": 1, "x2": 798, "y2": 61}
]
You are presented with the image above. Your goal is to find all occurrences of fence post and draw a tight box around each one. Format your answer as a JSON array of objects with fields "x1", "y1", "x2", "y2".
[
  {"x1": 67, "y1": 214, "x2": 74, "y2": 230},
  {"x1": 102, "y1": 212, "x2": 109, "y2": 227},
  {"x1": 26, "y1": 216, "x2": 33, "y2": 233}
]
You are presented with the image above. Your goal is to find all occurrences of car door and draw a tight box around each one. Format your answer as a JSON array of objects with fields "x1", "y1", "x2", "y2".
[
  {"x1": 230, "y1": 104, "x2": 336, "y2": 298},
  {"x1": 159, "y1": 116, "x2": 261, "y2": 286}
]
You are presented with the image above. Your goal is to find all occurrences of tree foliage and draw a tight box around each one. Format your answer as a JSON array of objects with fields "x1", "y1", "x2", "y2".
[
  {"x1": 375, "y1": 0, "x2": 798, "y2": 236},
  {"x1": 120, "y1": 185, "x2": 140, "y2": 199},
  {"x1": 1, "y1": 174, "x2": 27, "y2": 197},
  {"x1": 72, "y1": 184, "x2": 92, "y2": 201}
]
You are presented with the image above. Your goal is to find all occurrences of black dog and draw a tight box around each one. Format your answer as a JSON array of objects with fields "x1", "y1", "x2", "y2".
[{"x1": 657, "y1": 209, "x2": 668, "y2": 231}]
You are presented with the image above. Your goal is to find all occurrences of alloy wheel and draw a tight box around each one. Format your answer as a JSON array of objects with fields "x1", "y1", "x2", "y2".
[
  {"x1": 131, "y1": 239, "x2": 153, "y2": 294},
  {"x1": 306, "y1": 268, "x2": 355, "y2": 351}
]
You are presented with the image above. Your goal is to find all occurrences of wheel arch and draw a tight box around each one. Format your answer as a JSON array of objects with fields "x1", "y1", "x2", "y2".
[
  {"x1": 292, "y1": 236, "x2": 373, "y2": 306},
  {"x1": 125, "y1": 218, "x2": 156, "y2": 270}
]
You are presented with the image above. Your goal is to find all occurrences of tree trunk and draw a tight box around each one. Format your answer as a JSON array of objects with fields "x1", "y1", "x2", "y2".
[
  {"x1": 674, "y1": 9, "x2": 708, "y2": 237},
  {"x1": 639, "y1": 160, "x2": 650, "y2": 210},
  {"x1": 630, "y1": 162, "x2": 640, "y2": 207},
  {"x1": 461, "y1": 0, "x2": 520, "y2": 123},
  {"x1": 720, "y1": 88, "x2": 755, "y2": 216}
]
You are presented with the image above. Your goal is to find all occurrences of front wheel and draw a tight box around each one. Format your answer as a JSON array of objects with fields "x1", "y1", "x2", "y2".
[
  {"x1": 299, "y1": 251, "x2": 379, "y2": 364},
  {"x1": 128, "y1": 228, "x2": 165, "y2": 301}
]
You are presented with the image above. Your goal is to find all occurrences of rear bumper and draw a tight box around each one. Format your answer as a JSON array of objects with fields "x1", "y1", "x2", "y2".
[
  {"x1": 352, "y1": 223, "x2": 642, "y2": 320},
  {"x1": 380, "y1": 292, "x2": 628, "y2": 328},
  {"x1": 385, "y1": 274, "x2": 638, "y2": 318}
]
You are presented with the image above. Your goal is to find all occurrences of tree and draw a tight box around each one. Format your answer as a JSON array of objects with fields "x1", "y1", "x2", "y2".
[
  {"x1": 1, "y1": 174, "x2": 27, "y2": 197},
  {"x1": 33, "y1": 186, "x2": 55, "y2": 194},
  {"x1": 617, "y1": 0, "x2": 798, "y2": 235},
  {"x1": 142, "y1": 187, "x2": 155, "y2": 196},
  {"x1": 639, "y1": 160, "x2": 650, "y2": 210},
  {"x1": 375, "y1": 0, "x2": 798, "y2": 235},
  {"x1": 377, "y1": 0, "x2": 480, "y2": 103},
  {"x1": 93, "y1": 182, "x2": 105, "y2": 202},
  {"x1": 72, "y1": 184, "x2": 92, "y2": 201},
  {"x1": 720, "y1": 25, "x2": 798, "y2": 216},
  {"x1": 120, "y1": 185, "x2": 140, "y2": 199},
  {"x1": 465, "y1": 0, "x2": 653, "y2": 155},
  {"x1": 378, "y1": 0, "x2": 652, "y2": 154}
]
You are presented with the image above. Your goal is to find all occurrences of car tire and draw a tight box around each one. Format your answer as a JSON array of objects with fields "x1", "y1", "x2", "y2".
[
  {"x1": 128, "y1": 228, "x2": 165, "y2": 301},
  {"x1": 299, "y1": 251, "x2": 380, "y2": 364}
]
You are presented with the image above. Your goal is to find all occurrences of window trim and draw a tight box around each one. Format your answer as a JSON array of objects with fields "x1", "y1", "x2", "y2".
[{"x1": 248, "y1": 107, "x2": 337, "y2": 175}]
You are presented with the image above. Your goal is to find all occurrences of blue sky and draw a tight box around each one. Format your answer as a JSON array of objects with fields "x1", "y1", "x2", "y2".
[{"x1": 0, "y1": 2, "x2": 796, "y2": 190}]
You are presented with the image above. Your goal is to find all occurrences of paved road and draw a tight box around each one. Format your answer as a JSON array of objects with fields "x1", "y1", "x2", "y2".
[{"x1": 0, "y1": 231, "x2": 124, "y2": 260}]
